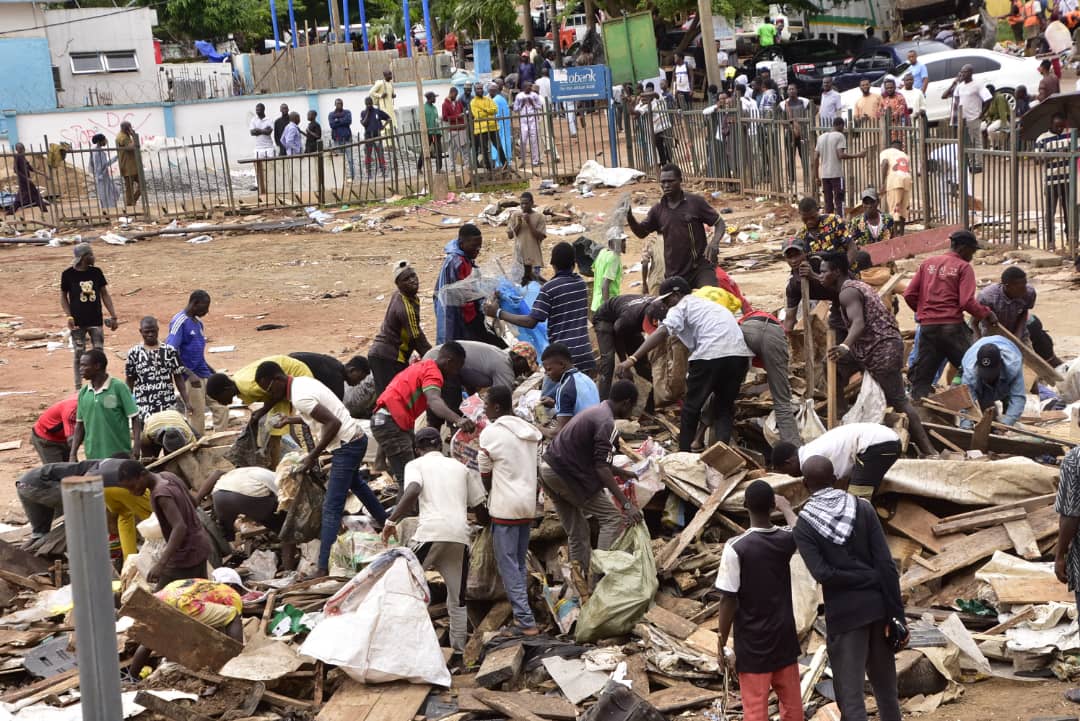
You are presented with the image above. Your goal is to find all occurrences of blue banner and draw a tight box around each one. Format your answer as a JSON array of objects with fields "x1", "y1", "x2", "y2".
[{"x1": 551, "y1": 64, "x2": 611, "y2": 102}]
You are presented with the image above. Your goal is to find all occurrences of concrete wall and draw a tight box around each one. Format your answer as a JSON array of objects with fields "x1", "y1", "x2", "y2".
[
  {"x1": 0, "y1": 1, "x2": 48, "y2": 40},
  {"x1": 0, "y1": 37, "x2": 57, "y2": 113},
  {"x1": 8, "y1": 80, "x2": 456, "y2": 160},
  {"x1": 44, "y1": 7, "x2": 160, "y2": 108}
]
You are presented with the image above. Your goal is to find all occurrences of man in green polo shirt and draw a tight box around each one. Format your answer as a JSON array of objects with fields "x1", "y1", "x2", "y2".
[{"x1": 70, "y1": 348, "x2": 141, "y2": 460}]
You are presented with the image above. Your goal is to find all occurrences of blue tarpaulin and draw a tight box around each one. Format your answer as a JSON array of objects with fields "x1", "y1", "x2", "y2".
[{"x1": 195, "y1": 41, "x2": 229, "y2": 62}]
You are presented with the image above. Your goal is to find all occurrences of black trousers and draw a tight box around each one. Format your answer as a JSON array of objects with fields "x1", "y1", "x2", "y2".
[
  {"x1": 1028, "y1": 315, "x2": 1057, "y2": 363},
  {"x1": 1046, "y1": 182, "x2": 1070, "y2": 250},
  {"x1": 475, "y1": 131, "x2": 506, "y2": 170},
  {"x1": 367, "y1": 354, "x2": 407, "y2": 396},
  {"x1": 681, "y1": 356, "x2": 749, "y2": 451},
  {"x1": 850, "y1": 440, "x2": 902, "y2": 492},
  {"x1": 463, "y1": 313, "x2": 506, "y2": 348},
  {"x1": 417, "y1": 134, "x2": 444, "y2": 172},
  {"x1": 653, "y1": 132, "x2": 671, "y2": 166},
  {"x1": 595, "y1": 320, "x2": 649, "y2": 400},
  {"x1": 828, "y1": 620, "x2": 902, "y2": 721},
  {"x1": 910, "y1": 322, "x2": 972, "y2": 399}
]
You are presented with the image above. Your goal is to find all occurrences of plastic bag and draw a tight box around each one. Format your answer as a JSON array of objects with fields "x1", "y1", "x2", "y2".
[
  {"x1": 300, "y1": 548, "x2": 451, "y2": 686},
  {"x1": 466, "y1": 526, "x2": 506, "y2": 601},
  {"x1": 449, "y1": 394, "x2": 489, "y2": 471},
  {"x1": 328, "y1": 531, "x2": 395, "y2": 577},
  {"x1": 574, "y1": 524, "x2": 658, "y2": 643},
  {"x1": 842, "y1": 374, "x2": 887, "y2": 425},
  {"x1": 279, "y1": 475, "x2": 325, "y2": 544},
  {"x1": 763, "y1": 398, "x2": 826, "y2": 446},
  {"x1": 225, "y1": 423, "x2": 270, "y2": 468},
  {"x1": 497, "y1": 279, "x2": 548, "y2": 354},
  {"x1": 613, "y1": 457, "x2": 663, "y2": 510}
]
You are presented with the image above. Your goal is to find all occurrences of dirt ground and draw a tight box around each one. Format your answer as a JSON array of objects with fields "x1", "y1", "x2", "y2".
[{"x1": 1, "y1": 179, "x2": 1078, "y2": 715}]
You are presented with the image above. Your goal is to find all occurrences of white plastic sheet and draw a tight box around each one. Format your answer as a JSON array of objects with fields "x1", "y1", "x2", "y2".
[
  {"x1": 299, "y1": 548, "x2": 451, "y2": 687},
  {"x1": 574, "y1": 160, "x2": 645, "y2": 188},
  {"x1": 878, "y1": 457, "x2": 1058, "y2": 506}
]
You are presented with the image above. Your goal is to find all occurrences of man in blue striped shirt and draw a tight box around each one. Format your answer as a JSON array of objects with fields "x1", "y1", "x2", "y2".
[
  {"x1": 166, "y1": 290, "x2": 227, "y2": 434},
  {"x1": 485, "y1": 242, "x2": 596, "y2": 374}
]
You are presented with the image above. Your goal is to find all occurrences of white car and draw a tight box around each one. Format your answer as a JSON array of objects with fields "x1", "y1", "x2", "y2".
[{"x1": 838, "y1": 48, "x2": 1043, "y2": 123}]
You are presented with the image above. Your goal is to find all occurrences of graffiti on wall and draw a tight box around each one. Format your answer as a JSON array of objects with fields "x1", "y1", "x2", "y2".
[{"x1": 58, "y1": 110, "x2": 157, "y2": 147}]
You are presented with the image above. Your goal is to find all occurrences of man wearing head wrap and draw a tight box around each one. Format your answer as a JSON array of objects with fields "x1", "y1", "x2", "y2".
[{"x1": 61, "y1": 243, "x2": 118, "y2": 390}]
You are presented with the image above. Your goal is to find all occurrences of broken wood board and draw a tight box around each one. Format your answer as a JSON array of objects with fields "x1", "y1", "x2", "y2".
[
  {"x1": 937, "y1": 494, "x2": 1056, "y2": 525},
  {"x1": 932, "y1": 508, "x2": 1027, "y2": 536},
  {"x1": 922, "y1": 422, "x2": 1066, "y2": 457},
  {"x1": 684, "y1": 626, "x2": 721, "y2": 657},
  {"x1": 645, "y1": 605, "x2": 698, "y2": 639},
  {"x1": 657, "y1": 470, "x2": 746, "y2": 573},
  {"x1": 472, "y1": 690, "x2": 548, "y2": 721},
  {"x1": 476, "y1": 643, "x2": 523, "y2": 689},
  {"x1": 926, "y1": 384, "x2": 981, "y2": 415},
  {"x1": 865, "y1": 224, "x2": 960, "y2": 265},
  {"x1": 316, "y1": 680, "x2": 430, "y2": 721},
  {"x1": 989, "y1": 321, "x2": 1065, "y2": 384},
  {"x1": 699, "y1": 441, "x2": 747, "y2": 476},
  {"x1": 0, "y1": 539, "x2": 51, "y2": 577},
  {"x1": 1003, "y1": 519, "x2": 1041, "y2": 560},
  {"x1": 0, "y1": 440, "x2": 21, "y2": 451},
  {"x1": 886, "y1": 499, "x2": 964, "y2": 554},
  {"x1": 132, "y1": 691, "x2": 213, "y2": 721},
  {"x1": 986, "y1": 575, "x2": 1075, "y2": 605},
  {"x1": 623, "y1": 653, "x2": 651, "y2": 697},
  {"x1": 654, "y1": 591, "x2": 704, "y2": 619},
  {"x1": 456, "y1": 689, "x2": 578, "y2": 720},
  {"x1": 463, "y1": 601, "x2": 511, "y2": 668},
  {"x1": 645, "y1": 684, "x2": 723, "y2": 713},
  {"x1": 984, "y1": 606, "x2": 1035, "y2": 635},
  {"x1": 120, "y1": 587, "x2": 242, "y2": 671},
  {"x1": 899, "y1": 506, "x2": 1057, "y2": 591}
]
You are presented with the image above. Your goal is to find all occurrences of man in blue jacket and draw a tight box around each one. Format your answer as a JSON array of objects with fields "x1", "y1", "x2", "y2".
[{"x1": 961, "y1": 335, "x2": 1026, "y2": 426}]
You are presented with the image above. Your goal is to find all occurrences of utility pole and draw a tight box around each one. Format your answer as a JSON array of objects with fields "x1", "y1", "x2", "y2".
[{"x1": 697, "y1": 0, "x2": 722, "y2": 93}]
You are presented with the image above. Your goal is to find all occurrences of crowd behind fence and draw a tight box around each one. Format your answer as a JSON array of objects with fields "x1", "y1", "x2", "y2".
[{"x1": 1, "y1": 100, "x2": 1077, "y2": 256}]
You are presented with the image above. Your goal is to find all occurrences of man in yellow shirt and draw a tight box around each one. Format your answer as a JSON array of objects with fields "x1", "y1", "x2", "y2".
[{"x1": 470, "y1": 83, "x2": 506, "y2": 170}]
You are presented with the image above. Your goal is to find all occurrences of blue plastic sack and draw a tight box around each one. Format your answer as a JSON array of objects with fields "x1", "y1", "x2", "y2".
[{"x1": 497, "y1": 279, "x2": 548, "y2": 355}]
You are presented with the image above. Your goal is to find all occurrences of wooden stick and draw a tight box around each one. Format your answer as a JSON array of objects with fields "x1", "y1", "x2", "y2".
[
  {"x1": 922, "y1": 399, "x2": 1069, "y2": 447},
  {"x1": 928, "y1": 429, "x2": 964, "y2": 453},
  {"x1": 826, "y1": 330, "x2": 837, "y2": 429},
  {"x1": 800, "y1": 278, "x2": 816, "y2": 396},
  {"x1": 983, "y1": 605, "x2": 1035, "y2": 635},
  {"x1": 988, "y1": 321, "x2": 1064, "y2": 384},
  {"x1": 260, "y1": 590, "x2": 278, "y2": 635},
  {"x1": 876, "y1": 272, "x2": 908, "y2": 299}
]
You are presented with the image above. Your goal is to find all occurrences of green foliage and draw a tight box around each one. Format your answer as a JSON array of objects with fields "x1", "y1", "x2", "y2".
[
  {"x1": 445, "y1": 0, "x2": 521, "y2": 46},
  {"x1": 144, "y1": 0, "x2": 306, "y2": 43}
]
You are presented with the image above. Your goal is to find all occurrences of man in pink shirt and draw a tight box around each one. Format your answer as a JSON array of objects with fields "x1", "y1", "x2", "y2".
[{"x1": 903, "y1": 229, "x2": 997, "y2": 398}]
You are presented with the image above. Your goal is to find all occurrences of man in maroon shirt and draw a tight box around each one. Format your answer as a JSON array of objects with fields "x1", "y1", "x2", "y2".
[
  {"x1": 903, "y1": 229, "x2": 997, "y2": 398},
  {"x1": 441, "y1": 87, "x2": 468, "y2": 170}
]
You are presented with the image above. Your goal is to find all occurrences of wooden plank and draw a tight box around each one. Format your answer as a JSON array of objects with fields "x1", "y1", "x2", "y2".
[
  {"x1": 865, "y1": 223, "x2": 960, "y2": 265},
  {"x1": 0, "y1": 539, "x2": 51, "y2": 577},
  {"x1": 645, "y1": 684, "x2": 722, "y2": 713},
  {"x1": 987, "y1": 575, "x2": 1074, "y2": 605},
  {"x1": 120, "y1": 587, "x2": 242, "y2": 671},
  {"x1": 316, "y1": 680, "x2": 430, "y2": 721},
  {"x1": 657, "y1": 470, "x2": 746, "y2": 573},
  {"x1": 984, "y1": 605, "x2": 1035, "y2": 635},
  {"x1": 476, "y1": 643, "x2": 523, "y2": 689},
  {"x1": 473, "y1": 690, "x2": 547, "y2": 721},
  {"x1": 800, "y1": 278, "x2": 816, "y2": 394},
  {"x1": 683, "y1": 625, "x2": 721, "y2": 657},
  {"x1": 463, "y1": 602, "x2": 511, "y2": 668},
  {"x1": 971, "y1": 408, "x2": 994, "y2": 452},
  {"x1": 456, "y1": 689, "x2": 578, "y2": 720},
  {"x1": 698, "y1": 441, "x2": 746, "y2": 477},
  {"x1": 938, "y1": 494, "x2": 1056, "y2": 524},
  {"x1": 623, "y1": 654, "x2": 651, "y2": 697},
  {"x1": 826, "y1": 331, "x2": 837, "y2": 429},
  {"x1": 654, "y1": 591, "x2": 703, "y2": 619},
  {"x1": 932, "y1": 508, "x2": 1027, "y2": 536},
  {"x1": 899, "y1": 505, "x2": 1058, "y2": 591},
  {"x1": 876, "y1": 272, "x2": 908, "y2": 298},
  {"x1": 922, "y1": 422, "x2": 1065, "y2": 457},
  {"x1": 644, "y1": 605, "x2": 697, "y2": 640},
  {"x1": 929, "y1": 429, "x2": 964, "y2": 453},
  {"x1": 989, "y1": 321, "x2": 1065, "y2": 384},
  {"x1": 1004, "y1": 519, "x2": 1042, "y2": 560},
  {"x1": 926, "y1": 384, "x2": 980, "y2": 414},
  {"x1": 885, "y1": 499, "x2": 963, "y2": 554},
  {"x1": 0, "y1": 568, "x2": 52, "y2": 591}
]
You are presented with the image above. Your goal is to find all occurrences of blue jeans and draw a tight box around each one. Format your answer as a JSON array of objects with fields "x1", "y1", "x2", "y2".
[
  {"x1": 319, "y1": 436, "x2": 386, "y2": 571},
  {"x1": 492, "y1": 523, "x2": 536, "y2": 628}
]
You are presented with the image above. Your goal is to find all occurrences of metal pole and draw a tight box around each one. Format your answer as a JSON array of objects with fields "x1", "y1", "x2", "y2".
[
  {"x1": 61, "y1": 475, "x2": 123, "y2": 720},
  {"x1": 403, "y1": 0, "x2": 413, "y2": 57},
  {"x1": 1009, "y1": 117, "x2": 1019, "y2": 248},
  {"x1": 958, "y1": 116, "x2": 969, "y2": 227},
  {"x1": 421, "y1": 0, "x2": 433, "y2": 55},
  {"x1": 287, "y1": 0, "x2": 298, "y2": 48},
  {"x1": 269, "y1": 0, "x2": 282, "y2": 51},
  {"x1": 343, "y1": 0, "x2": 351, "y2": 44},
  {"x1": 359, "y1": 0, "x2": 369, "y2": 50}
]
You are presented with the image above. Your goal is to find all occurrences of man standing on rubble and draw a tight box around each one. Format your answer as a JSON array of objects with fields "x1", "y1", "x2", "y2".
[
  {"x1": 626, "y1": 164, "x2": 724, "y2": 289},
  {"x1": 616, "y1": 277, "x2": 753, "y2": 451},
  {"x1": 166, "y1": 290, "x2": 228, "y2": 435},
  {"x1": 771, "y1": 423, "x2": 902, "y2": 498},
  {"x1": 382, "y1": 428, "x2": 486, "y2": 653},
  {"x1": 715, "y1": 480, "x2": 802, "y2": 721},
  {"x1": 903, "y1": 229, "x2": 997, "y2": 399},
  {"x1": 61, "y1": 242, "x2": 118, "y2": 391},
  {"x1": 478, "y1": 385, "x2": 543, "y2": 636},
  {"x1": 794, "y1": 456, "x2": 906, "y2": 721},
  {"x1": 540, "y1": 380, "x2": 643, "y2": 576}
]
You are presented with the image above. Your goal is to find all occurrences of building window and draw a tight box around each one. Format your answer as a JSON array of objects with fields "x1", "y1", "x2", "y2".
[
  {"x1": 69, "y1": 51, "x2": 138, "y2": 74},
  {"x1": 52, "y1": 66, "x2": 63, "y2": 92}
]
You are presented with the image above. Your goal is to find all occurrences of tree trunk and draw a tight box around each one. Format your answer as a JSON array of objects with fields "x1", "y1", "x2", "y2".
[
  {"x1": 585, "y1": 0, "x2": 596, "y2": 33},
  {"x1": 522, "y1": 0, "x2": 535, "y2": 43}
]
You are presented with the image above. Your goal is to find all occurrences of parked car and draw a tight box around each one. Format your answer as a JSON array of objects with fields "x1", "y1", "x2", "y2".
[
  {"x1": 742, "y1": 39, "x2": 849, "y2": 98},
  {"x1": 838, "y1": 48, "x2": 1044, "y2": 123},
  {"x1": 832, "y1": 39, "x2": 952, "y2": 92}
]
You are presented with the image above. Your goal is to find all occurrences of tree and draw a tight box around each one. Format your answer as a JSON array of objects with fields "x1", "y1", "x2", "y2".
[
  {"x1": 140, "y1": 0, "x2": 306, "y2": 44},
  {"x1": 446, "y1": 0, "x2": 521, "y2": 69}
]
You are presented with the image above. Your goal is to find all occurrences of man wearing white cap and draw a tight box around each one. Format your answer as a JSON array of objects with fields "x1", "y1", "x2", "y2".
[{"x1": 61, "y1": 243, "x2": 118, "y2": 390}]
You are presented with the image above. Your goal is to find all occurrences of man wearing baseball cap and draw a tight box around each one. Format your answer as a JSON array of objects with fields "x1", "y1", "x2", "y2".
[
  {"x1": 418, "y1": 90, "x2": 444, "y2": 173},
  {"x1": 903, "y1": 229, "x2": 997, "y2": 398},
  {"x1": 60, "y1": 243, "x2": 118, "y2": 390},
  {"x1": 961, "y1": 336, "x2": 1026, "y2": 426},
  {"x1": 616, "y1": 277, "x2": 754, "y2": 451}
]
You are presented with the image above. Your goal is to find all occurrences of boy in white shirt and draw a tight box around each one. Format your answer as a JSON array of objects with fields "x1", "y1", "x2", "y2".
[{"x1": 478, "y1": 385, "x2": 543, "y2": 635}]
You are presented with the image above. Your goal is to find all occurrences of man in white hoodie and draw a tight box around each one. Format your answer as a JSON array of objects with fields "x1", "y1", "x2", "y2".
[
  {"x1": 382, "y1": 427, "x2": 486, "y2": 653},
  {"x1": 478, "y1": 385, "x2": 543, "y2": 635}
]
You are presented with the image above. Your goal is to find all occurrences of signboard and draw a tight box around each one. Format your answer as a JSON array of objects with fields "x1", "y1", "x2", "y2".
[
  {"x1": 551, "y1": 65, "x2": 611, "y2": 103},
  {"x1": 600, "y1": 11, "x2": 660, "y2": 87},
  {"x1": 712, "y1": 17, "x2": 736, "y2": 50},
  {"x1": 473, "y1": 39, "x2": 493, "y2": 84}
]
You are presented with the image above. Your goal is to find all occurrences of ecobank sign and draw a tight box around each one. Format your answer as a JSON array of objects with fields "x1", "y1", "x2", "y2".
[{"x1": 552, "y1": 65, "x2": 611, "y2": 102}]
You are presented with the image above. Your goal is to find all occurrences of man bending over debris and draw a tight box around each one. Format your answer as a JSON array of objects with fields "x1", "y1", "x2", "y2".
[
  {"x1": 715, "y1": 479, "x2": 802, "y2": 721},
  {"x1": 772, "y1": 423, "x2": 902, "y2": 498},
  {"x1": 116, "y1": 460, "x2": 211, "y2": 589},
  {"x1": 478, "y1": 385, "x2": 544, "y2": 636},
  {"x1": 794, "y1": 456, "x2": 906, "y2": 721},
  {"x1": 382, "y1": 427, "x2": 486, "y2": 653},
  {"x1": 540, "y1": 380, "x2": 643, "y2": 577},
  {"x1": 961, "y1": 336, "x2": 1026, "y2": 427}
]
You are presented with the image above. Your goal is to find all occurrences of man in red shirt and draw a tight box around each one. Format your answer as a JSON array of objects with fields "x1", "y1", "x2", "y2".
[
  {"x1": 903, "y1": 229, "x2": 997, "y2": 398},
  {"x1": 31, "y1": 396, "x2": 79, "y2": 464},
  {"x1": 442, "y1": 87, "x2": 468, "y2": 171},
  {"x1": 369, "y1": 343, "x2": 475, "y2": 497}
]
